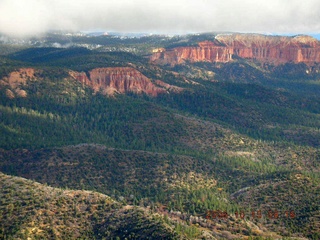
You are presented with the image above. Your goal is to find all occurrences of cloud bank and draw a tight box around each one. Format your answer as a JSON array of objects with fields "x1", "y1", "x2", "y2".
[{"x1": 0, "y1": 0, "x2": 320, "y2": 37}]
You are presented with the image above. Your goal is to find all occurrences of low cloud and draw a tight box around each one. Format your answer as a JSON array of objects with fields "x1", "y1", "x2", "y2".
[{"x1": 0, "y1": 0, "x2": 320, "y2": 37}]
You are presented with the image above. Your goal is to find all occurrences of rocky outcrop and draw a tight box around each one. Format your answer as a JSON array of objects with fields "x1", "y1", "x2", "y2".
[
  {"x1": 1, "y1": 68, "x2": 36, "y2": 88},
  {"x1": 5, "y1": 89, "x2": 15, "y2": 99},
  {"x1": 1, "y1": 67, "x2": 176, "y2": 98},
  {"x1": 218, "y1": 34, "x2": 320, "y2": 64},
  {"x1": 1, "y1": 67, "x2": 181, "y2": 98},
  {"x1": 0, "y1": 68, "x2": 36, "y2": 98},
  {"x1": 150, "y1": 41, "x2": 233, "y2": 66},
  {"x1": 70, "y1": 67, "x2": 168, "y2": 96},
  {"x1": 150, "y1": 34, "x2": 320, "y2": 65}
]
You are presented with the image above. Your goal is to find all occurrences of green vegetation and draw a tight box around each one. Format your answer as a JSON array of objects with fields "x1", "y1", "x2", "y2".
[
  {"x1": 0, "y1": 172, "x2": 178, "y2": 239},
  {"x1": 0, "y1": 75, "x2": 187, "y2": 150},
  {"x1": 0, "y1": 33, "x2": 319, "y2": 239}
]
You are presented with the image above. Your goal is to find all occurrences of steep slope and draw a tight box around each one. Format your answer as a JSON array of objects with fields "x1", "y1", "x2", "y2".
[
  {"x1": 217, "y1": 34, "x2": 320, "y2": 64},
  {"x1": 151, "y1": 34, "x2": 320, "y2": 65},
  {"x1": 151, "y1": 41, "x2": 233, "y2": 65},
  {"x1": 70, "y1": 67, "x2": 168, "y2": 96},
  {"x1": 0, "y1": 67, "x2": 174, "y2": 97}
]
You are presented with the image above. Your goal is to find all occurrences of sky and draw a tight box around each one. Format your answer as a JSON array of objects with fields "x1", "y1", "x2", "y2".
[{"x1": 0, "y1": 0, "x2": 320, "y2": 37}]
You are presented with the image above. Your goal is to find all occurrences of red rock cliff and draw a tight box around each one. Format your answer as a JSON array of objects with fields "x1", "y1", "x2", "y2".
[
  {"x1": 151, "y1": 34, "x2": 320, "y2": 65},
  {"x1": 150, "y1": 41, "x2": 233, "y2": 66},
  {"x1": 70, "y1": 67, "x2": 167, "y2": 96}
]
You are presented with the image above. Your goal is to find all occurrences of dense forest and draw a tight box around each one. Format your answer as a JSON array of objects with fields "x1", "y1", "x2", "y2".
[{"x1": 0, "y1": 33, "x2": 319, "y2": 239}]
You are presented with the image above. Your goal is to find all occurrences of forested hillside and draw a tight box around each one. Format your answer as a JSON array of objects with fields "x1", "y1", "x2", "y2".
[{"x1": 0, "y1": 33, "x2": 319, "y2": 239}]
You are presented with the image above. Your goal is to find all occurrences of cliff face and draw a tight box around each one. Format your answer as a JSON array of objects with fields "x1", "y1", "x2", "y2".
[
  {"x1": 151, "y1": 34, "x2": 320, "y2": 65},
  {"x1": 1, "y1": 67, "x2": 174, "y2": 98},
  {"x1": 150, "y1": 41, "x2": 233, "y2": 65},
  {"x1": 70, "y1": 67, "x2": 167, "y2": 96}
]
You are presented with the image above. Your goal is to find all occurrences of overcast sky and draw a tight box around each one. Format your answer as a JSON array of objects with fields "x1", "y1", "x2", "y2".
[{"x1": 0, "y1": 0, "x2": 320, "y2": 37}]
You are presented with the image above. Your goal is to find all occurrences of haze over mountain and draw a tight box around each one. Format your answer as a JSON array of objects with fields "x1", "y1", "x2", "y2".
[{"x1": 0, "y1": 0, "x2": 320, "y2": 37}]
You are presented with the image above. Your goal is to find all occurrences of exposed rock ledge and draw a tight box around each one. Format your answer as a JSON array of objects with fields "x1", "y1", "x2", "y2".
[
  {"x1": 0, "y1": 67, "x2": 182, "y2": 98},
  {"x1": 150, "y1": 34, "x2": 320, "y2": 66},
  {"x1": 70, "y1": 67, "x2": 176, "y2": 96}
]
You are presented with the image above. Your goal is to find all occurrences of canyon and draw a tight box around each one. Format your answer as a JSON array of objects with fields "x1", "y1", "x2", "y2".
[{"x1": 150, "y1": 34, "x2": 320, "y2": 66}]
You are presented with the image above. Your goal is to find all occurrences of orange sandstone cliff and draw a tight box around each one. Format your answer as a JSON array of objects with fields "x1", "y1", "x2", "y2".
[
  {"x1": 150, "y1": 41, "x2": 233, "y2": 65},
  {"x1": 69, "y1": 67, "x2": 168, "y2": 96},
  {"x1": 1, "y1": 67, "x2": 177, "y2": 98},
  {"x1": 150, "y1": 34, "x2": 320, "y2": 65}
]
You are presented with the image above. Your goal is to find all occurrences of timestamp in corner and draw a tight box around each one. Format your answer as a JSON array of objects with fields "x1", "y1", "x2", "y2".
[{"x1": 205, "y1": 209, "x2": 296, "y2": 220}]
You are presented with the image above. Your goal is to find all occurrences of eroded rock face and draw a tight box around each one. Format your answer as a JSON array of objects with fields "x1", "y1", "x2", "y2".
[
  {"x1": 1, "y1": 67, "x2": 181, "y2": 98},
  {"x1": 70, "y1": 67, "x2": 167, "y2": 96},
  {"x1": 2, "y1": 68, "x2": 36, "y2": 88},
  {"x1": 151, "y1": 34, "x2": 320, "y2": 65},
  {"x1": 150, "y1": 41, "x2": 233, "y2": 66},
  {"x1": 0, "y1": 68, "x2": 36, "y2": 98}
]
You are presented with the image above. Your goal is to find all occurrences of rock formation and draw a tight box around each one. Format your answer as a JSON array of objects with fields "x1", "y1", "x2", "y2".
[
  {"x1": 1, "y1": 68, "x2": 36, "y2": 88},
  {"x1": 150, "y1": 34, "x2": 320, "y2": 65},
  {"x1": 150, "y1": 41, "x2": 233, "y2": 66},
  {"x1": 70, "y1": 67, "x2": 168, "y2": 96},
  {"x1": 1, "y1": 67, "x2": 179, "y2": 98},
  {"x1": 0, "y1": 68, "x2": 36, "y2": 98}
]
